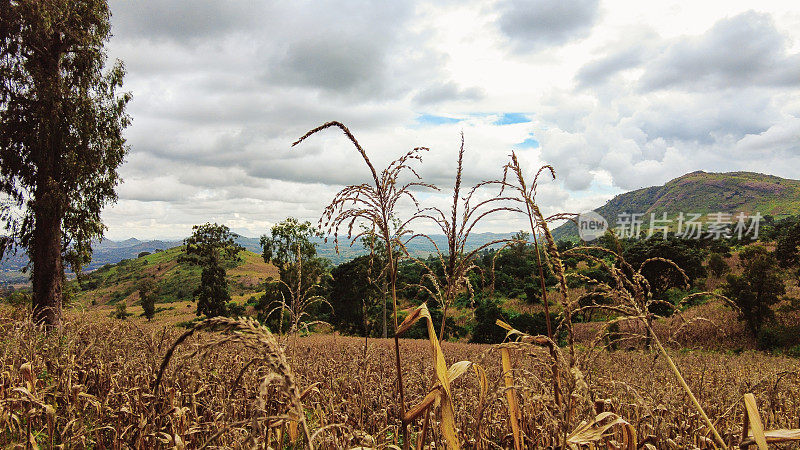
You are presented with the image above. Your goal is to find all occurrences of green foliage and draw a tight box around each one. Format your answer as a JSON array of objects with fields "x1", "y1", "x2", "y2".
[
  {"x1": 756, "y1": 325, "x2": 800, "y2": 352},
  {"x1": 2, "y1": 290, "x2": 30, "y2": 307},
  {"x1": 486, "y1": 238, "x2": 555, "y2": 299},
  {"x1": 183, "y1": 223, "x2": 243, "y2": 267},
  {"x1": 138, "y1": 251, "x2": 151, "y2": 258},
  {"x1": 0, "y1": 0, "x2": 131, "y2": 325},
  {"x1": 226, "y1": 301, "x2": 246, "y2": 318},
  {"x1": 469, "y1": 296, "x2": 558, "y2": 344},
  {"x1": 723, "y1": 245, "x2": 785, "y2": 336},
  {"x1": 707, "y1": 253, "x2": 729, "y2": 277},
  {"x1": 327, "y1": 255, "x2": 381, "y2": 335},
  {"x1": 195, "y1": 264, "x2": 230, "y2": 318},
  {"x1": 259, "y1": 218, "x2": 328, "y2": 308},
  {"x1": 774, "y1": 219, "x2": 800, "y2": 268},
  {"x1": 113, "y1": 302, "x2": 128, "y2": 320},
  {"x1": 469, "y1": 297, "x2": 505, "y2": 344},
  {"x1": 260, "y1": 217, "x2": 322, "y2": 275},
  {"x1": 623, "y1": 238, "x2": 706, "y2": 296},
  {"x1": 183, "y1": 223, "x2": 243, "y2": 317},
  {"x1": 138, "y1": 277, "x2": 157, "y2": 321}
]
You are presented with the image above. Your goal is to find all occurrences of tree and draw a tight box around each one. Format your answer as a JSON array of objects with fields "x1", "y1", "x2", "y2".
[
  {"x1": 183, "y1": 223, "x2": 243, "y2": 318},
  {"x1": 623, "y1": 238, "x2": 705, "y2": 297},
  {"x1": 260, "y1": 217, "x2": 324, "y2": 290},
  {"x1": 774, "y1": 221, "x2": 800, "y2": 268},
  {"x1": 114, "y1": 301, "x2": 128, "y2": 320},
  {"x1": 138, "y1": 277, "x2": 157, "y2": 321},
  {"x1": 723, "y1": 245, "x2": 785, "y2": 336},
  {"x1": 0, "y1": 1, "x2": 131, "y2": 327},
  {"x1": 328, "y1": 254, "x2": 381, "y2": 335},
  {"x1": 259, "y1": 217, "x2": 330, "y2": 335},
  {"x1": 707, "y1": 253, "x2": 729, "y2": 278}
]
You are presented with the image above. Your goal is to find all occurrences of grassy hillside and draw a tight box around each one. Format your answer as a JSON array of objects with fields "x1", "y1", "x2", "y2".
[
  {"x1": 554, "y1": 171, "x2": 800, "y2": 240},
  {"x1": 72, "y1": 246, "x2": 277, "y2": 309}
]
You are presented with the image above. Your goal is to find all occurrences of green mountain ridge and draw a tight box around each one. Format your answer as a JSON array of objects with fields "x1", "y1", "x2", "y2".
[{"x1": 553, "y1": 171, "x2": 800, "y2": 240}]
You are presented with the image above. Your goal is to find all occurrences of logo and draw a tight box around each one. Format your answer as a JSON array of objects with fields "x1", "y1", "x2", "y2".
[{"x1": 577, "y1": 211, "x2": 608, "y2": 241}]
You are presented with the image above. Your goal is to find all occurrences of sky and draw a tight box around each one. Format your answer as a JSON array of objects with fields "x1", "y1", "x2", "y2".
[{"x1": 102, "y1": 0, "x2": 800, "y2": 240}]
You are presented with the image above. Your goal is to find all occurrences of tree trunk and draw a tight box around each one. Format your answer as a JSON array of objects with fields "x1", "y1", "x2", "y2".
[
  {"x1": 31, "y1": 44, "x2": 65, "y2": 329},
  {"x1": 32, "y1": 200, "x2": 63, "y2": 329}
]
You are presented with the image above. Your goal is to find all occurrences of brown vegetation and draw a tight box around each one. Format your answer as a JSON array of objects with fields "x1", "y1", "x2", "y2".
[{"x1": 1, "y1": 307, "x2": 799, "y2": 448}]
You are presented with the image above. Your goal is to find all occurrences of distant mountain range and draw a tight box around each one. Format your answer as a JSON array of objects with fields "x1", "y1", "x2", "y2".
[
  {"x1": 0, "y1": 232, "x2": 516, "y2": 283},
  {"x1": 553, "y1": 170, "x2": 800, "y2": 240}
]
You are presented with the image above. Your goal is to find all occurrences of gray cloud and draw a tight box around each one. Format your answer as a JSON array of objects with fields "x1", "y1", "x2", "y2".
[
  {"x1": 95, "y1": 1, "x2": 800, "y2": 240},
  {"x1": 576, "y1": 46, "x2": 644, "y2": 87},
  {"x1": 574, "y1": 29, "x2": 658, "y2": 87},
  {"x1": 110, "y1": 0, "x2": 262, "y2": 44},
  {"x1": 412, "y1": 81, "x2": 486, "y2": 105},
  {"x1": 640, "y1": 11, "x2": 800, "y2": 91},
  {"x1": 631, "y1": 90, "x2": 778, "y2": 144},
  {"x1": 496, "y1": 0, "x2": 600, "y2": 52},
  {"x1": 268, "y1": 36, "x2": 388, "y2": 95}
]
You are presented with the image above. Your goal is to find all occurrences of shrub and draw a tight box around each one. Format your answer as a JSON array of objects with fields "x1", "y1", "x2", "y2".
[
  {"x1": 113, "y1": 302, "x2": 128, "y2": 320},
  {"x1": 707, "y1": 253, "x2": 729, "y2": 277},
  {"x1": 226, "y1": 301, "x2": 246, "y2": 318},
  {"x1": 470, "y1": 297, "x2": 506, "y2": 344}
]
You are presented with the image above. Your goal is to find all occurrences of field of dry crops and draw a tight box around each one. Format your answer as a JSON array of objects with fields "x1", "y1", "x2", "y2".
[{"x1": 2, "y1": 306, "x2": 799, "y2": 449}]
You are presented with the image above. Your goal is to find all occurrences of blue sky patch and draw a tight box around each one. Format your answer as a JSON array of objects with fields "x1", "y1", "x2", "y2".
[
  {"x1": 416, "y1": 114, "x2": 463, "y2": 125},
  {"x1": 494, "y1": 113, "x2": 531, "y2": 125},
  {"x1": 515, "y1": 137, "x2": 540, "y2": 149}
]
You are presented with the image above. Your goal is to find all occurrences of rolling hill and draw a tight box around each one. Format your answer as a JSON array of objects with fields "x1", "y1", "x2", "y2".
[
  {"x1": 1, "y1": 232, "x2": 515, "y2": 283},
  {"x1": 553, "y1": 171, "x2": 800, "y2": 240},
  {"x1": 72, "y1": 247, "x2": 278, "y2": 308}
]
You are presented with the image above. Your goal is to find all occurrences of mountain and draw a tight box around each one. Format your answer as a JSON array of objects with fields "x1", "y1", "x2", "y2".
[{"x1": 553, "y1": 171, "x2": 800, "y2": 240}]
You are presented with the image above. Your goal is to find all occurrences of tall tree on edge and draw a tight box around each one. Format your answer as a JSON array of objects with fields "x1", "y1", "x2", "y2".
[{"x1": 0, "y1": 0, "x2": 131, "y2": 327}]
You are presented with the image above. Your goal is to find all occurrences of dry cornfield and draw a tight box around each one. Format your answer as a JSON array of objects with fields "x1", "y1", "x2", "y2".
[{"x1": 1, "y1": 305, "x2": 799, "y2": 449}]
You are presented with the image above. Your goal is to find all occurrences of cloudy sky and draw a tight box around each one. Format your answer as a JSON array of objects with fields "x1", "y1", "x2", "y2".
[{"x1": 102, "y1": 0, "x2": 800, "y2": 240}]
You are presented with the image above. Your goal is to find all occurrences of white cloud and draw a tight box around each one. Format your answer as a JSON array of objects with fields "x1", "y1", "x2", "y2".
[{"x1": 100, "y1": 0, "x2": 800, "y2": 240}]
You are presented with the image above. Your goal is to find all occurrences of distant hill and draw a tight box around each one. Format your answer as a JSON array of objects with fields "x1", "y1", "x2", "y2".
[
  {"x1": 73, "y1": 247, "x2": 277, "y2": 307},
  {"x1": 236, "y1": 232, "x2": 516, "y2": 265},
  {"x1": 2, "y1": 232, "x2": 515, "y2": 284},
  {"x1": 69, "y1": 232, "x2": 516, "y2": 308},
  {"x1": 553, "y1": 171, "x2": 800, "y2": 240}
]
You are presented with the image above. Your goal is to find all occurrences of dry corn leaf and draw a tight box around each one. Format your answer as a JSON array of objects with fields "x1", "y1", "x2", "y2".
[
  {"x1": 500, "y1": 347, "x2": 522, "y2": 450},
  {"x1": 397, "y1": 303, "x2": 460, "y2": 449},
  {"x1": 743, "y1": 393, "x2": 768, "y2": 450},
  {"x1": 567, "y1": 411, "x2": 636, "y2": 450}
]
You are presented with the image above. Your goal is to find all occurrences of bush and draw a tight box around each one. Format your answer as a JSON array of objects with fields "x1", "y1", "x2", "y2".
[
  {"x1": 470, "y1": 297, "x2": 506, "y2": 344},
  {"x1": 756, "y1": 325, "x2": 800, "y2": 351},
  {"x1": 226, "y1": 301, "x2": 246, "y2": 318},
  {"x1": 3, "y1": 291, "x2": 30, "y2": 307},
  {"x1": 707, "y1": 253, "x2": 729, "y2": 277},
  {"x1": 113, "y1": 302, "x2": 129, "y2": 320}
]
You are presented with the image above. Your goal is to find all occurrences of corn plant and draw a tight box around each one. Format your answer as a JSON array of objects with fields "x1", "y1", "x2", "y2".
[
  {"x1": 292, "y1": 121, "x2": 436, "y2": 448},
  {"x1": 406, "y1": 133, "x2": 518, "y2": 340}
]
